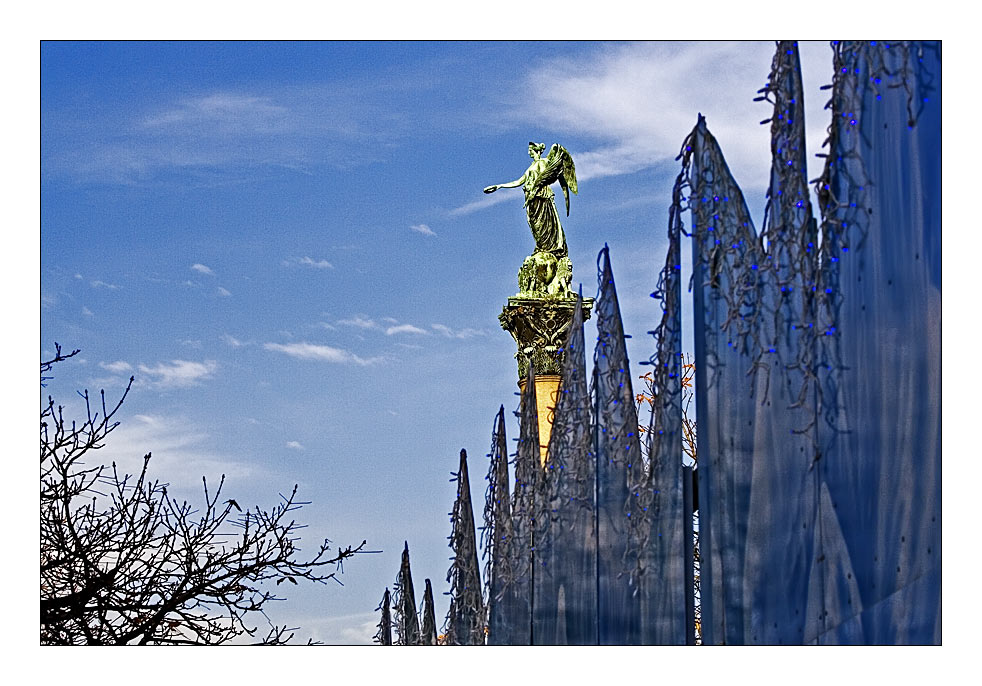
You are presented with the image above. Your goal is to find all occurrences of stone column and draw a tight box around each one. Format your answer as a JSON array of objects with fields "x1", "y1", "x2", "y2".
[{"x1": 499, "y1": 296, "x2": 593, "y2": 465}]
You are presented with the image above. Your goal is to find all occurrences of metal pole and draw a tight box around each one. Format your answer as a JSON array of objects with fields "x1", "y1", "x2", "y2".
[{"x1": 682, "y1": 464, "x2": 695, "y2": 645}]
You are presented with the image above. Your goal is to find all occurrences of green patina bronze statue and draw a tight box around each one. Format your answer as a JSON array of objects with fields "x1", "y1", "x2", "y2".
[{"x1": 484, "y1": 142, "x2": 578, "y2": 298}]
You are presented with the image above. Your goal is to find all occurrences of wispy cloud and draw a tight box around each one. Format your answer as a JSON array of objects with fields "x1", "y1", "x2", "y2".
[
  {"x1": 520, "y1": 42, "x2": 781, "y2": 184},
  {"x1": 409, "y1": 223, "x2": 436, "y2": 236},
  {"x1": 291, "y1": 611, "x2": 378, "y2": 645},
  {"x1": 217, "y1": 287, "x2": 232, "y2": 297},
  {"x1": 283, "y1": 256, "x2": 335, "y2": 269},
  {"x1": 286, "y1": 441, "x2": 305, "y2": 451},
  {"x1": 144, "y1": 93, "x2": 289, "y2": 129},
  {"x1": 385, "y1": 324, "x2": 427, "y2": 336},
  {"x1": 137, "y1": 359, "x2": 218, "y2": 388},
  {"x1": 298, "y1": 256, "x2": 334, "y2": 269},
  {"x1": 450, "y1": 42, "x2": 831, "y2": 216},
  {"x1": 100, "y1": 360, "x2": 134, "y2": 374},
  {"x1": 90, "y1": 279, "x2": 120, "y2": 289},
  {"x1": 447, "y1": 191, "x2": 511, "y2": 217},
  {"x1": 221, "y1": 334, "x2": 246, "y2": 348},
  {"x1": 191, "y1": 263, "x2": 214, "y2": 275},
  {"x1": 337, "y1": 315, "x2": 379, "y2": 330},
  {"x1": 98, "y1": 413, "x2": 255, "y2": 492},
  {"x1": 82, "y1": 306, "x2": 94, "y2": 316},
  {"x1": 431, "y1": 323, "x2": 483, "y2": 339},
  {"x1": 264, "y1": 342, "x2": 382, "y2": 366},
  {"x1": 47, "y1": 82, "x2": 417, "y2": 184}
]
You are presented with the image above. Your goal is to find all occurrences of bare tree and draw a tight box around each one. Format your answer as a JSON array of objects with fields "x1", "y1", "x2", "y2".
[{"x1": 40, "y1": 345, "x2": 365, "y2": 645}]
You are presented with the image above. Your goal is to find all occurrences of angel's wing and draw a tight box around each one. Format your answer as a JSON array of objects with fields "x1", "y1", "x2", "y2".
[{"x1": 546, "y1": 144, "x2": 578, "y2": 216}]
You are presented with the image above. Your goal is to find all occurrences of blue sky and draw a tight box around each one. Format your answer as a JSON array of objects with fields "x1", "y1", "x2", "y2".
[{"x1": 40, "y1": 40, "x2": 838, "y2": 644}]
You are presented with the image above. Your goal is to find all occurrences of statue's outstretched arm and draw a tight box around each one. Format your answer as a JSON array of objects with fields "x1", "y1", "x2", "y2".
[{"x1": 483, "y1": 173, "x2": 526, "y2": 194}]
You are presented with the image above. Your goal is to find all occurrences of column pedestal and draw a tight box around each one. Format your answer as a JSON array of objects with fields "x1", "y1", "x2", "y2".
[{"x1": 499, "y1": 296, "x2": 593, "y2": 464}]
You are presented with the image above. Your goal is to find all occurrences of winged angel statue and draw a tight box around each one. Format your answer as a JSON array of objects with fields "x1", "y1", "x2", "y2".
[{"x1": 484, "y1": 142, "x2": 578, "y2": 298}]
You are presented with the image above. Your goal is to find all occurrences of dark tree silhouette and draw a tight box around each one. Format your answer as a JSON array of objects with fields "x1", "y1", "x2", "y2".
[{"x1": 40, "y1": 345, "x2": 365, "y2": 645}]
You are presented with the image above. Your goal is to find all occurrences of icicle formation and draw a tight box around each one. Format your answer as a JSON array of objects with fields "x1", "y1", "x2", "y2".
[
  {"x1": 533, "y1": 293, "x2": 598, "y2": 645},
  {"x1": 592, "y1": 245, "x2": 644, "y2": 644},
  {"x1": 482, "y1": 406, "x2": 516, "y2": 644},
  {"x1": 420, "y1": 578, "x2": 438, "y2": 645},
  {"x1": 444, "y1": 449, "x2": 485, "y2": 644},
  {"x1": 373, "y1": 588, "x2": 392, "y2": 646},
  {"x1": 392, "y1": 542, "x2": 421, "y2": 645}
]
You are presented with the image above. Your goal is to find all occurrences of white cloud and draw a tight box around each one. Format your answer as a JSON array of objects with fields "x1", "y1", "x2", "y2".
[
  {"x1": 74, "y1": 273, "x2": 83, "y2": 280},
  {"x1": 298, "y1": 256, "x2": 334, "y2": 269},
  {"x1": 291, "y1": 612, "x2": 378, "y2": 645},
  {"x1": 191, "y1": 263, "x2": 214, "y2": 275},
  {"x1": 143, "y1": 93, "x2": 289, "y2": 128},
  {"x1": 100, "y1": 360, "x2": 133, "y2": 374},
  {"x1": 217, "y1": 287, "x2": 232, "y2": 297},
  {"x1": 431, "y1": 323, "x2": 483, "y2": 339},
  {"x1": 447, "y1": 191, "x2": 511, "y2": 217},
  {"x1": 521, "y1": 42, "x2": 779, "y2": 184},
  {"x1": 286, "y1": 441, "x2": 305, "y2": 451},
  {"x1": 81, "y1": 306, "x2": 94, "y2": 316},
  {"x1": 264, "y1": 341, "x2": 381, "y2": 366},
  {"x1": 453, "y1": 41, "x2": 832, "y2": 215},
  {"x1": 180, "y1": 339, "x2": 202, "y2": 348},
  {"x1": 90, "y1": 279, "x2": 120, "y2": 289},
  {"x1": 221, "y1": 334, "x2": 245, "y2": 347},
  {"x1": 337, "y1": 315, "x2": 379, "y2": 330},
  {"x1": 49, "y1": 84, "x2": 412, "y2": 184},
  {"x1": 337, "y1": 316, "x2": 429, "y2": 336},
  {"x1": 97, "y1": 413, "x2": 254, "y2": 492},
  {"x1": 137, "y1": 359, "x2": 217, "y2": 388},
  {"x1": 385, "y1": 323, "x2": 427, "y2": 336},
  {"x1": 409, "y1": 223, "x2": 436, "y2": 236}
]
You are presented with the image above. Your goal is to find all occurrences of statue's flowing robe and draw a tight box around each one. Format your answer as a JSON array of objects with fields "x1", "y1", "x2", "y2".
[{"x1": 523, "y1": 155, "x2": 568, "y2": 259}]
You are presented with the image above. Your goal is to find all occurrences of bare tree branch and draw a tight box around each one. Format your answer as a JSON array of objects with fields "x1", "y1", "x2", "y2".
[{"x1": 40, "y1": 345, "x2": 365, "y2": 645}]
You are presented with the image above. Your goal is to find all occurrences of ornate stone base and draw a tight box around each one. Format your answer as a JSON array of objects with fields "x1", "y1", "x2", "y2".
[
  {"x1": 502, "y1": 296, "x2": 593, "y2": 465},
  {"x1": 498, "y1": 296, "x2": 594, "y2": 380}
]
